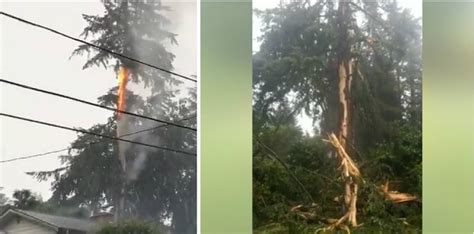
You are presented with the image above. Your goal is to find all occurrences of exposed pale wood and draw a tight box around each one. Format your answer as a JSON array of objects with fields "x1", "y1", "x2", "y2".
[
  {"x1": 290, "y1": 204, "x2": 318, "y2": 221},
  {"x1": 328, "y1": 134, "x2": 361, "y2": 178},
  {"x1": 326, "y1": 133, "x2": 362, "y2": 229},
  {"x1": 332, "y1": 0, "x2": 360, "y2": 228},
  {"x1": 380, "y1": 181, "x2": 419, "y2": 203}
]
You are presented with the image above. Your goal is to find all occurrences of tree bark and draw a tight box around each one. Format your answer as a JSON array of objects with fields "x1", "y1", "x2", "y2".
[{"x1": 336, "y1": 0, "x2": 358, "y2": 227}]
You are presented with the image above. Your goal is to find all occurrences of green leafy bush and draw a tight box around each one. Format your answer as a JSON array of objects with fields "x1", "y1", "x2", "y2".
[{"x1": 96, "y1": 220, "x2": 161, "y2": 234}]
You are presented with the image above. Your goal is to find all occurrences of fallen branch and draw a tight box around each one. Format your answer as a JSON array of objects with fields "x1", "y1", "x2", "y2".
[
  {"x1": 380, "y1": 181, "x2": 420, "y2": 203},
  {"x1": 290, "y1": 203, "x2": 319, "y2": 221}
]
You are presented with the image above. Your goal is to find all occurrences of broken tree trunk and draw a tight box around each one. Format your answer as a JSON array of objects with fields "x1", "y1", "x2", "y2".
[
  {"x1": 328, "y1": 0, "x2": 360, "y2": 228},
  {"x1": 326, "y1": 133, "x2": 361, "y2": 229}
]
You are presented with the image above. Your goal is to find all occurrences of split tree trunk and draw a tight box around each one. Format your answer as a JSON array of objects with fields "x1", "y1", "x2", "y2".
[
  {"x1": 335, "y1": 0, "x2": 358, "y2": 227},
  {"x1": 338, "y1": 54, "x2": 358, "y2": 227}
]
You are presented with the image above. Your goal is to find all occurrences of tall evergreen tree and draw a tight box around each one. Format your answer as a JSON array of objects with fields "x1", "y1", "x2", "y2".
[
  {"x1": 28, "y1": 1, "x2": 196, "y2": 233},
  {"x1": 253, "y1": 0, "x2": 421, "y2": 232}
]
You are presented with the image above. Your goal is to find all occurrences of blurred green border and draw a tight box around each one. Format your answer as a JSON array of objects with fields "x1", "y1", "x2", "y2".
[
  {"x1": 423, "y1": 1, "x2": 474, "y2": 233},
  {"x1": 201, "y1": 0, "x2": 252, "y2": 233}
]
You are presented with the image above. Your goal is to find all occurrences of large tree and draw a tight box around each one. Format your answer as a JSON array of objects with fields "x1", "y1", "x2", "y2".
[
  {"x1": 253, "y1": 0, "x2": 421, "y2": 232},
  {"x1": 29, "y1": 1, "x2": 196, "y2": 233}
]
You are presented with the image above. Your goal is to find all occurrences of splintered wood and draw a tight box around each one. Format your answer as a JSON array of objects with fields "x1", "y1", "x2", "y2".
[
  {"x1": 328, "y1": 134, "x2": 360, "y2": 178},
  {"x1": 324, "y1": 133, "x2": 419, "y2": 232},
  {"x1": 326, "y1": 133, "x2": 361, "y2": 229},
  {"x1": 380, "y1": 181, "x2": 419, "y2": 203},
  {"x1": 290, "y1": 204, "x2": 318, "y2": 221}
]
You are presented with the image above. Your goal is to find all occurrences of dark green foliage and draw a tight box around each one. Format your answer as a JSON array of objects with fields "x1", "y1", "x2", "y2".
[
  {"x1": 9, "y1": 189, "x2": 90, "y2": 219},
  {"x1": 254, "y1": 0, "x2": 421, "y2": 232},
  {"x1": 96, "y1": 220, "x2": 161, "y2": 234},
  {"x1": 12, "y1": 189, "x2": 42, "y2": 210},
  {"x1": 71, "y1": 0, "x2": 178, "y2": 89},
  {"x1": 365, "y1": 123, "x2": 422, "y2": 196}
]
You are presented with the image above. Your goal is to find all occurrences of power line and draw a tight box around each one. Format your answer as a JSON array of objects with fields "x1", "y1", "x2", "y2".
[
  {"x1": 0, "y1": 148, "x2": 71, "y2": 164},
  {"x1": 0, "y1": 115, "x2": 196, "y2": 163},
  {"x1": 0, "y1": 113, "x2": 196, "y2": 156},
  {"x1": 119, "y1": 115, "x2": 196, "y2": 138},
  {"x1": 0, "y1": 78, "x2": 197, "y2": 132},
  {"x1": 0, "y1": 11, "x2": 197, "y2": 83}
]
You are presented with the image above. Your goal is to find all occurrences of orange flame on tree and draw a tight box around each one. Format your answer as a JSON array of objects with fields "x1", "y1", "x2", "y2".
[{"x1": 117, "y1": 66, "x2": 129, "y2": 119}]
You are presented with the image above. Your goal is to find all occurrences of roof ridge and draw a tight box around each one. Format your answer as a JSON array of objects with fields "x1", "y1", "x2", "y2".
[
  {"x1": 9, "y1": 209, "x2": 95, "y2": 231},
  {"x1": 17, "y1": 209, "x2": 90, "y2": 221}
]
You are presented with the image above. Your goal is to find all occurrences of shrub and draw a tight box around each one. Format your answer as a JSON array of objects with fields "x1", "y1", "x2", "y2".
[{"x1": 96, "y1": 220, "x2": 161, "y2": 234}]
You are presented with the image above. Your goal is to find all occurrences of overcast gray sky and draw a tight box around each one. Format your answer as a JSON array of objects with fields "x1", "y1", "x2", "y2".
[
  {"x1": 253, "y1": 0, "x2": 421, "y2": 136},
  {"x1": 0, "y1": 0, "x2": 196, "y2": 200}
]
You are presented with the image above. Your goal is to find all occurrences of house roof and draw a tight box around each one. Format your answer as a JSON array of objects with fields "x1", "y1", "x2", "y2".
[{"x1": 0, "y1": 208, "x2": 95, "y2": 232}]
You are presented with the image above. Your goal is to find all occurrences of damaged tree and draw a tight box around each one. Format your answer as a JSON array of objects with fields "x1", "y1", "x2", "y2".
[
  {"x1": 326, "y1": 0, "x2": 361, "y2": 229},
  {"x1": 28, "y1": 1, "x2": 197, "y2": 233},
  {"x1": 252, "y1": 0, "x2": 422, "y2": 231},
  {"x1": 326, "y1": 133, "x2": 361, "y2": 229}
]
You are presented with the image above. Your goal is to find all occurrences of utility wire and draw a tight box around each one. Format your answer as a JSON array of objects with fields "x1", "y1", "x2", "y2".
[
  {"x1": 1, "y1": 116, "x2": 196, "y2": 163},
  {"x1": 0, "y1": 115, "x2": 196, "y2": 163},
  {"x1": 0, "y1": 148, "x2": 71, "y2": 164},
  {"x1": 0, "y1": 113, "x2": 196, "y2": 156},
  {"x1": 0, "y1": 78, "x2": 197, "y2": 132},
  {"x1": 0, "y1": 11, "x2": 197, "y2": 83}
]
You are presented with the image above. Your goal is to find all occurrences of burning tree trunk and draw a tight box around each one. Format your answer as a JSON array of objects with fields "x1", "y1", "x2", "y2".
[
  {"x1": 115, "y1": 66, "x2": 130, "y2": 222},
  {"x1": 117, "y1": 66, "x2": 129, "y2": 171}
]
